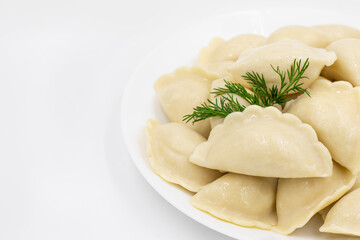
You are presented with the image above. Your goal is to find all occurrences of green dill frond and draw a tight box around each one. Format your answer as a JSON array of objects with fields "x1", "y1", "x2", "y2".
[
  {"x1": 183, "y1": 95, "x2": 247, "y2": 123},
  {"x1": 272, "y1": 58, "x2": 310, "y2": 104},
  {"x1": 211, "y1": 80, "x2": 261, "y2": 106},
  {"x1": 183, "y1": 58, "x2": 311, "y2": 124}
]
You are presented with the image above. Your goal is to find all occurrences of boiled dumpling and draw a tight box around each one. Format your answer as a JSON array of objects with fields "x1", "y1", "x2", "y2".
[
  {"x1": 319, "y1": 173, "x2": 360, "y2": 220},
  {"x1": 199, "y1": 34, "x2": 266, "y2": 63},
  {"x1": 321, "y1": 38, "x2": 360, "y2": 86},
  {"x1": 209, "y1": 77, "x2": 252, "y2": 129},
  {"x1": 189, "y1": 105, "x2": 332, "y2": 178},
  {"x1": 273, "y1": 162, "x2": 355, "y2": 235},
  {"x1": 154, "y1": 66, "x2": 218, "y2": 137},
  {"x1": 284, "y1": 79, "x2": 360, "y2": 175},
  {"x1": 190, "y1": 173, "x2": 277, "y2": 230},
  {"x1": 320, "y1": 188, "x2": 360, "y2": 237},
  {"x1": 228, "y1": 41, "x2": 336, "y2": 92},
  {"x1": 146, "y1": 120, "x2": 223, "y2": 192},
  {"x1": 266, "y1": 25, "x2": 331, "y2": 48},
  {"x1": 314, "y1": 24, "x2": 360, "y2": 44},
  {"x1": 198, "y1": 34, "x2": 265, "y2": 77}
]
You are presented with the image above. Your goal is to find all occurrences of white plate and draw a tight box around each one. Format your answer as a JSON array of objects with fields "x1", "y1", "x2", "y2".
[{"x1": 122, "y1": 7, "x2": 360, "y2": 240}]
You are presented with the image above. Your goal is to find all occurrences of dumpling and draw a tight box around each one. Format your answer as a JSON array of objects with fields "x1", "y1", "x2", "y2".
[
  {"x1": 266, "y1": 25, "x2": 331, "y2": 48},
  {"x1": 146, "y1": 120, "x2": 223, "y2": 192},
  {"x1": 319, "y1": 173, "x2": 360, "y2": 220},
  {"x1": 320, "y1": 188, "x2": 360, "y2": 237},
  {"x1": 190, "y1": 173, "x2": 277, "y2": 230},
  {"x1": 321, "y1": 38, "x2": 360, "y2": 86},
  {"x1": 318, "y1": 203, "x2": 335, "y2": 221},
  {"x1": 314, "y1": 24, "x2": 360, "y2": 43},
  {"x1": 199, "y1": 34, "x2": 266, "y2": 63},
  {"x1": 228, "y1": 41, "x2": 336, "y2": 92},
  {"x1": 198, "y1": 34, "x2": 266, "y2": 77},
  {"x1": 189, "y1": 105, "x2": 332, "y2": 178},
  {"x1": 154, "y1": 66, "x2": 218, "y2": 137},
  {"x1": 273, "y1": 162, "x2": 355, "y2": 235},
  {"x1": 208, "y1": 77, "x2": 252, "y2": 129},
  {"x1": 284, "y1": 79, "x2": 360, "y2": 175}
]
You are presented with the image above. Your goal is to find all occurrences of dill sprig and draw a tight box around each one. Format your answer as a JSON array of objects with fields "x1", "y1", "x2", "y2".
[
  {"x1": 183, "y1": 58, "x2": 310, "y2": 123},
  {"x1": 243, "y1": 58, "x2": 310, "y2": 106},
  {"x1": 182, "y1": 95, "x2": 247, "y2": 123}
]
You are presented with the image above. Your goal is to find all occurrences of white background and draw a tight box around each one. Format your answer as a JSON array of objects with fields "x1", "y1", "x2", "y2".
[{"x1": 0, "y1": 0, "x2": 359, "y2": 240}]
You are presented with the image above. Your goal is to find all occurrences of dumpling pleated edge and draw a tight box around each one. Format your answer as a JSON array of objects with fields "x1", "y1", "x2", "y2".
[
  {"x1": 145, "y1": 119, "x2": 223, "y2": 192},
  {"x1": 284, "y1": 79, "x2": 360, "y2": 175},
  {"x1": 272, "y1": 162, "x2": 356, "y2": 235},
  {"x1": 190, "y1": 173, "x2": 278, "y2": 230},
  {"x1": 189, "y1": 105, "x2": 333, "y2": 178},
  {"x1": 319, "y1": 188, "x2": 360, "y2": 237}
]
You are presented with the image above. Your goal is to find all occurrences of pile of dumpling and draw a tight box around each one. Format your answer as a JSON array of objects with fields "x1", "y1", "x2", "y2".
[{"x1": 146, "y1": 25, "x2": 360, "y2": 237}]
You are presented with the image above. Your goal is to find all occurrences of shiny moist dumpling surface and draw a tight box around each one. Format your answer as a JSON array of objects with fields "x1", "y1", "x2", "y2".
[
  {"x1": 190, "y1": 173, "x2": 277, "y2": 230},
  {"x1": 189, "y1": 106, "x2": 332, "y2": 178},
  {"x1": 273, "y1": 162, "x2": 355, "y2": 235},
  {"x1": 228, "y1": 40, "x2": 336, "y2": 92},
  {"x1": 154, "y1": 66, "x2": 218, "y2": 137},
  {"x1": 146, "y1": 120, "x2": 223, "y2": 192},
  {"x1": 321, "y1": 38, "x2": 360, "y2": 86},
  {"x1": 284, "y1": 79, "x2": 360, "y2": 175},
  {"x1": 266, "y1": 25, "x2": 332, "y2": 48},
  {"x1": 320, "y1": 188, "x2": 360, "y2": 237}
]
